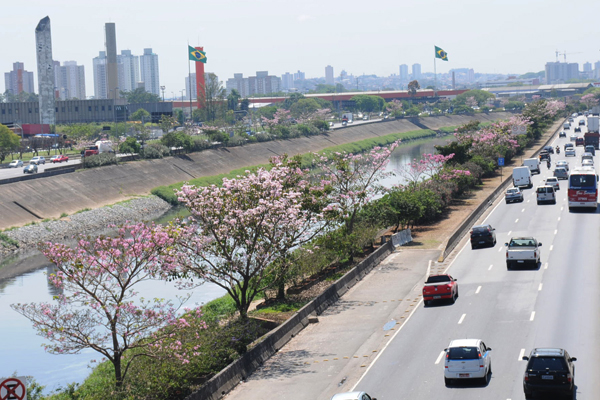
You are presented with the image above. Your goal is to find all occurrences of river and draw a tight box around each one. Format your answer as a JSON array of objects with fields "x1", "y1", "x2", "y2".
[{"x1": 0, "y1": 134, "x2": 453, "y2": 391}]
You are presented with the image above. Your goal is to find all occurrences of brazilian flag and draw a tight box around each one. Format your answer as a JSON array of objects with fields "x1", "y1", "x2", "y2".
[
  {"x1": 189, "y1": 46, "x2": 207, "y2": 63},
  {"x1": 435, "y1": 46, "x2": 448, "y2": 61}
]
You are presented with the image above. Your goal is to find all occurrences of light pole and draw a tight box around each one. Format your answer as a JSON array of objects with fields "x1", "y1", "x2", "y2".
[{"x1": 160, "y1": 86, "x2": 166, "y2": 102}]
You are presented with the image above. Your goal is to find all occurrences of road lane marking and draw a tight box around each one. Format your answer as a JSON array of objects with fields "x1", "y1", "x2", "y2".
[
  {"x1": 435, "y1": 351, "x2": 445, "y2": 364},
  {"x1": 488, "y1": 264, "x2": 493, "y2": 270},
  {"x1": 554, "y1": 229, "x2": 558, "y2": 235},
  {"x1": 507, "y1": 231, "x2": 512, "y2": 236},
  {"x1": 518, "y1": 348, "x2": 525, "y2": 361},
  {"x1": 539, "y1": 283, "x2": 543, "y2": 291},
  {"x1": 561, "y1": 206, "x2": 564, "y2": 211},
  {"x1": 521, "y1": 208, "x2": 525, "y2": 212},
  {"x1": 515, "y1": 218, "x2": 519, "y2": 223},
  {"x1": 558, "y1": 216, "x2": 561, "y2": 221},
  {"x1": 527, "y1": 199, "x2": 530, "y2": 203},
  {"x1": 544, "y1": 262, "x2": 548, "y2": 270},
  {"x1": 530, "y1": 311, "x2": 536, "y2": 321},
  {"x1": 498, "y1": 246, "x2": 503, "y2": 252},
  {"x1": 549, "y1": 245, "x2": 553, "y2": 251},
  {"x1": 458, "y1": 314, "x2": 466, "y2": 324}
]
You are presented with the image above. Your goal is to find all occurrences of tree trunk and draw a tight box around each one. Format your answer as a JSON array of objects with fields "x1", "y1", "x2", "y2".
[{"x1": 113, "y1": 354, "x2": 123, "y2": 388}]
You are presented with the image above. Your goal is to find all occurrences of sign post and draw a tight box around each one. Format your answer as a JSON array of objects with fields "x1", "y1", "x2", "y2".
[
  {"x1": 0, "y1": 377, "x2": 27, "y2": 400},
  {"x1": 498, "y1": 157, "x2": 505, "y2": 181}
]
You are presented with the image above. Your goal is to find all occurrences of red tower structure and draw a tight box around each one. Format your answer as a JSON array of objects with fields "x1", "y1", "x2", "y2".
[{"x1": 194, "y1": 46, "x2": 206, "y2": 110}]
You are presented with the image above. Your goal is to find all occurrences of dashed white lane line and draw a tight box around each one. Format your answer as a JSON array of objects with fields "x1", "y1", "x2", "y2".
[
  {"x1": 558, "y1": 217, "x2": 561, "y2": 221},
  {"x1": 515, "y1": 218, "x2": 519, "y2": 223},
  {"x1": 498, "y1": 246, "x2": 503, "y2": 252},
  {"x1": 561, "y1": 206, "x2": 564, "y2": 211},
  {"x1": 539, "y1": 283, "x2": 543, "y2": 291},
  {"x1": 476, "y1": 286, "x2": 482, "y2": 294},
  {"x1": 488, "y1": 264, "x2": 493, "y2": 270},
  {"x1": 527, "y1": 199, "x2": 530, "y2": 203},
  {"x1": 554, "y1": 229, "x2": 558, "y2": 235},
  {"x1": 530, "y1": 311, "x2": 536, "y2": 321},
  {"x1": 435, "y1": 350, "x2": 445, "y2": 364},
  {"x1": 549, "y1": 245, "x2": 554, "y2": 251},
  {"x1": 518, "y1": 348, "x2": 526, "y2": 361},
  {"x1": 507, "y1": 231, "x2": 512, "y2": 236},
  {"x1": 544, "y1": 262, "x2": 549, "y2": 270},
  {"x1": 521, "y1": 208, "x2": 525, "y2": 212},
  {"x1": 458, "y1": 314, "x2": 466, "y2": 324}
]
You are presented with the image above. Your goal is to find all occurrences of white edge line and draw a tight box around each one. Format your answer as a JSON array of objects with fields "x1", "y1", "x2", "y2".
[
  {"x1": 538, "y1": 283, "x2": 543, "y2": 291},
  {"x1": 475, "y1": 285, "x2": 481, "y2": 294},
  {"x1": 530, "y1": 311, "x2": 536, "y2": 321},
  {"x1": 488, "y1": 264, "x2": 493, "y2": 270},
  {"x1": 544, "y1": 262, "x2": 548, "y2": 270},
  {"x1": 518, "y1": 348, "x2": 525, "y2": 361},
  {"x1": 435, "y1": 350, "x2": 445, "y2": 365},
  {"x1": 458, "y1": 313, "x2": 466, "y2": 324},
  {"x1": 351, "y1": 292, "x2": 424, "y2": 390},
  {"x1": 482, "y1": 196, "x2": 505, "y2": 223}
]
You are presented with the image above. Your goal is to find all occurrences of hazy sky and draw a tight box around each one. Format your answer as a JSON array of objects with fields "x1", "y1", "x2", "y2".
[{"x1": 2, "y1": 0, "x2": 600, "y2": 98}]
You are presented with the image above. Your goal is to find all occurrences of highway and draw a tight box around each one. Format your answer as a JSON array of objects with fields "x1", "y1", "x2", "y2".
[
  {"x1": 0, "y1": 157, "x2": 80, "y2": 179},
  {"x1": 224, "y1": 115, "x2": 599, "y2": 400}
]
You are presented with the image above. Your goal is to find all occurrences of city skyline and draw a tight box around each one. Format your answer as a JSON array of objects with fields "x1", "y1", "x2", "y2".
[{"x1": 2, "y1": 0, "x2": 600, "y2": 98}]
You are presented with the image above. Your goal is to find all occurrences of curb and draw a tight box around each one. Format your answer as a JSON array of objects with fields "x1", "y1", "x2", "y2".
[{"x1": 437, "y1": 118, "x2": 566, "y2": 262}]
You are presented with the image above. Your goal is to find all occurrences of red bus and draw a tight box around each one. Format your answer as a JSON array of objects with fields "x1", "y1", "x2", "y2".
[{"x1": 568, "y1": 167, "x2": 599, "y2": 210}]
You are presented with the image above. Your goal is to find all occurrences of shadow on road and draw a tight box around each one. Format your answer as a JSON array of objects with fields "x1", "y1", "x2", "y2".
[{"x1": 246, "y1": 349, "x2": 320, "y2": 381}]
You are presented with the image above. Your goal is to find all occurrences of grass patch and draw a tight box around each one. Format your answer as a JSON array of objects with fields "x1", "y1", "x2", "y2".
[
  {"x1": 252, "y1": 300, "x2": 307, "y2": 314},
  {"x1": 42, "y1": 218, "x2": 52, "y2": 223},
  {"x1": 60, "y1": 212, "x2": 68, "y2": 218},
  {"x1": 0, "y1": 233, "x2": 19, "y2": 248},
  {"x1": 75, "y1": 208, "x2": 92, "y2": 214}
]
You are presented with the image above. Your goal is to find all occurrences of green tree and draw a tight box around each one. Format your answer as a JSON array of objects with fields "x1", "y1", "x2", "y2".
[
  {"x1": 201, "y1": 73, "x2": 226, "y2": 122},
  {"x1": 175, "y1": 109, "x2": 185, "y2": 124},
  {"x1": 240, "y1": 98, "x2": 250, "y2": 111},
  {"x1": 351, "y1": 95, "x2": 385, "y2": 113},
  {"x1": 290, "y1": 98, "x2": 320, "y2": 120},
  {"x1": 310, "y1": 84, "x2": 336, "y2": 94},
  {"x1": 159, "y1": 114, "x2": 177, "y2": 134},
  {"x1": 227, "y1": 89, "x2": 241, "y2": 111},
  {"x1": 454, "y1": 89, "x2": 495, "y2": 107},
  {"x1": 120, "y1": 88, "x2": 161, "y2": 103},
  {"x1": 130, "y1": 108, "x2": 150, "y2": 122},
  {"x1": 408, "y1": 80, "x2": 420, "y2": 97},
  {"x1": 0, "y1": 125, "x2": 21, "y2": 163},
  {"x1": 282, "y1": 93, "x2": 305, "y2": 109},
  {"x1": 119, "y1": 136, "x2": 141, "y2": 155}
]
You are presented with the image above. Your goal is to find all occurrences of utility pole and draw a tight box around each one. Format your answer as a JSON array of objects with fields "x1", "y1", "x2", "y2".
[{"x1": 160, "y1": 86, "x2": 165, "y2": 102}]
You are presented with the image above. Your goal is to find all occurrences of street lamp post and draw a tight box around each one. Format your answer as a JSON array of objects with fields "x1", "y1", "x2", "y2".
[{"x1": 160, "y1": 86, "x2": 166, "y2": 102}]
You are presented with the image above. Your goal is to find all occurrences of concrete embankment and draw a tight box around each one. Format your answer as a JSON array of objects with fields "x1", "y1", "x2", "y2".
[{"x1": 0, "y1": 113, "x2": 512, "y2": 230}]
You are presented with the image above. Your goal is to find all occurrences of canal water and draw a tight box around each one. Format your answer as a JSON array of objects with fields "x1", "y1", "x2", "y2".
[{"x1": 0, "y1": 134, "x2": 453, "y2": 391}]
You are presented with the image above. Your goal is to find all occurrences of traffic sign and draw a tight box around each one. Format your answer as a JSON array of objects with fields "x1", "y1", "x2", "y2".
[
  {"x1": 0, "y1": 377, "x2": 27, "y2": 400},
  {"x1": 511, "y1": 125, "x2": 527, "y2": 135},
  {"x1": 498, "y1": 157, "x2": 505, "y2": 166}
]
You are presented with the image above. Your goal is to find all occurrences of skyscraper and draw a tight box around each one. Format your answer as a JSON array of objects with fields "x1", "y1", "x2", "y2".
[
  {"x1": 4, "y1": 62, "x2": 35, "y2": 95},
  {"x1": 411, "y1": 63, "x2": 421, "y2": 80},
  {"x1": 105, "y1": 23, "x2": 119, "y2": 99},
  {"x1": 35, "y1": 16, "x2": 56, "y2": 125},
  {"x1": 583, "y1": 62, "x2": 592, "y2": 72},
  {"x1": 93, "y1": 51, "x2": 108, "y2": 99},
  {"x1": 399, "y1": 64, "x2": 408, "y2": 81},
  {"x1": 293, "y1": 70, "x2": 305, "y2": 81},
  {"x1": 325, "y1": 65, "x2": 334, "y2": 85},
  {"x1": 140, "y1": 48, "x2": 160, "y2": 96},
  {"x1": 281, "y1": 72, "x2": 293, "y2": 90},
  {"x1": 54, "y1": 61, "x2": 86, "y2": 100},
  {"x1": 545, "y1": 62, "x2": 579, "y2": 83},
  {"x1": 117, "y1": 50, "x2": 140, "y2": 93}
]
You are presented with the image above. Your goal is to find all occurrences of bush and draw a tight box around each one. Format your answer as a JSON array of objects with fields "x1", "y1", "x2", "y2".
[
  {"x1": 469, "y1": 155, "x2": 496, "y2": 177},
  {"x1": 82, "y1": 153, "x2": 118, "y2": 168},
  {"x1": 192, "y1": 136, "x2": 211, "y2": 151},
  {"x1": 255, "y1": 132, "x2": 271, "y2": 142},
  {"x1": 142, "y1": 143, "x2": 170, "y2": 159},
  {"x1": 226, "y1": 135, "x2": 246, "y2": 147},
  {"x1": 311, "y1": 119, "x2": 329, "y2": 132}
]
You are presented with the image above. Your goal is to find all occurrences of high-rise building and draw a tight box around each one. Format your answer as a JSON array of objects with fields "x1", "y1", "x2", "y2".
[
  {"x1": 281, "y1": 72, "x2": 294, "y2": 90},
  {"x1": 325, "y1": 65, "x2": 334, "y2": 85},
  {"x1": 105, "y1": 23, "x2": 119, "y2": 99},
  {"x1": 583, "y1": 62, "x2": 592, "y2": 72},
  {"x1": 294, "y1": 70, "x2": 305, "y2": 81},
  {"x1": 4, "y1": 62, "x2": 35, "y2": 95},
  {"x1": 117, "y1": 50, "x2": 140, "y2": 93},
  {"x1": 468, "y1": 68, "x2": 475, "y2": 83},
  {"x1": 140, "y1": 48, "x2": 160, "y2": 96},
  {"x1": 184, "y1": 73, "x2": 212, "y2": 100},
  {"x1": 594, "y1": 61, "x2": 600, "y2": 79},
  {"x1": 226, "y1": 71, "x2": 281, "y2": 96},
  {"x1": 54, "y1": 61, "x2": 86, "y2": 100},
  {"x1": 545, "y1": 61, "x2": 579, "y2": 83},
  {"x1": 399, "y1": 64, "x2": 409, "y2": 81},
  {"x1": 93, "y1": 51, "x2": 108, "y2": 99},
  {"x1": 411, "y1": 63, "x2": 421, "y2": 80},
  {"x1": 35, "y1": 16, "x2": 56, "y2": 125}
]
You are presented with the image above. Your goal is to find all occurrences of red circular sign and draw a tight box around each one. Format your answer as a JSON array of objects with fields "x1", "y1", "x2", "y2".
[{"x1": 0, "y1": 378, "x2": 26, "y2": 400}]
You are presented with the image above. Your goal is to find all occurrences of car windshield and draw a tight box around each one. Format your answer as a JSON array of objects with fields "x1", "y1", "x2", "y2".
[
  {"x1": 448, "y1": 347, "x2": 479, "y2": 360},
  {"x1": 426, "y1": 275, "x2": 451, "y2": 284},
  {"x1": 570, "y1": 175, "x2": 596, "y2": 188},
  {"x1": 529, "y1": 357, "x2": 567, "y2": 371},
  {"x1": 509, "y1": 239, "x2": 536, "y2": 247},
  {"x1": 507, "y1": 189, "x2": 518, "y2": 194}
]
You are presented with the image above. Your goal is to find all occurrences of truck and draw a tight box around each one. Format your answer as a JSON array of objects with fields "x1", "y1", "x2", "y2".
[
  {"x1": 505, "y1": 237, "x2": 542, "y2": 269},
  {"x1": 512, "y1": 166, "x2": 532, "y2": 188},
  {"x1": 81, "y1": 140, "x2": 114, "y2": 157},
  {"x1": 584, "y1": 116, "x2": 599, "y2": 150}
]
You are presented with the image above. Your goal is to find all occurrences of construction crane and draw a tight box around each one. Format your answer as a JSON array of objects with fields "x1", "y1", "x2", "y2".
[{"x1": 555, "y1": 50, "x2": 583, "y2": 62}]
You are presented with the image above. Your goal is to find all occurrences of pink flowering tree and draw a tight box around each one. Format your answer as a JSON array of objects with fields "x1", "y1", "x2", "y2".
[
  {"x1": 169, "y1": 163, "x2": 326, "y2": 318},
  {"x1": 314, "y1": 141, "x2": 400, "y2": 234},
  {"x1": 397, "y1": 153, "x2": 455, "y2": 189},
  {"x1": 581, "y1": 94, "x2": 599, "y2": 108},
  {"x1": 10, "y1": 223, "x2": 191, "y2": 389}
]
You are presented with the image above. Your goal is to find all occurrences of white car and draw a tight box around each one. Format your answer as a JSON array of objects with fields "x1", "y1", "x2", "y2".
[
  {"x1": 30, "y1": 156, "x2": 46, "y2": 165},
  {"x1": 8, "y1": 160, "x2": 24, "y2": 168},
  {"x1": 331, "y1": 392, "x2": 376, "y2": 400},
  {"x1": 536, "y1": 185, "x2": 556, "y2": 204},
  {"x1": 556, "y1": 160, "x2": 569, "y2": 171},
  {"x1": 565, "y1": 148, "x2": 576, "y2": 157},
  {"x1": 582, "y1": 159, "x2": 594, "y2": 167},
  {"x1": 444, "y1": 339, "x2": 492, "y2": 385},
  {"x1": 545, "y1": 177, "x2": 560, "y2": 191},
  {"x1": 570, "y1": 134, "x2": 577, "y2": 142}
]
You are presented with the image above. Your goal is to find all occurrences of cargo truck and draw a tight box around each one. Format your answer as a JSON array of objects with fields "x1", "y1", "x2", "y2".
[{"x1": 585, "y1": 116, "x2": 600, "y2": 150}]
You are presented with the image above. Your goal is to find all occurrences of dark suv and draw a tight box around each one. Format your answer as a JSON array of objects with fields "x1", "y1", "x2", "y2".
[
  {"x1": 523, "y1": 348, "x2": 576, "y2": 399},
  {"x1": 470, "y1": 224, "x2": 496, "y2": 249}
]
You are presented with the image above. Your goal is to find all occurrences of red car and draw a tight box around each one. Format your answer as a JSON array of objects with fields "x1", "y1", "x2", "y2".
[
  {"x1": 423, "y1": 274, "x2": 458, "y2": 306},
  {"x1": 52, "y1": 155, "x2": 69, "y2": 163},
  {"x1": 575, "y1": 137, "x2": 584, "y2": 146}
]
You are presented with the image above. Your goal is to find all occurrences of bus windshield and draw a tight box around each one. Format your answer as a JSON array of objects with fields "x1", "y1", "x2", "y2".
[{"x1": 569, "y1": 174, "x2": 596, "y2": 188}]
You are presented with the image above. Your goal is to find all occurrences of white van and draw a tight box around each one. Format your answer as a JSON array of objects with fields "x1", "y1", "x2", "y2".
[
  {"x1": 536, "y1": 185, "x2": 556, "y2": 205},
  {"x1": 513, "y1": 166, "x2": 532, "y2": 188},
  {"x1": 523, "y1": 158, "x2": 540, "y2": 175},
  {"x1": 563, "y1": 122, "x2": 570, "y2": 130}
]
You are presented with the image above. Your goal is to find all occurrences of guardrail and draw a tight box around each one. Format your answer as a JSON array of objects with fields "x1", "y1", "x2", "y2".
[
  {"x1": 186, "y1": 229, "x2": 413, "y2": 400},
  {"x1": 438, "y1": 118, "x2": 565, "y2": 262}
]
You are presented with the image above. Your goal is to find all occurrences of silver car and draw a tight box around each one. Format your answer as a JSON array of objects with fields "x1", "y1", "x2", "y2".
[
  {"x1": 331, "y1": 392, "x2": 377, "y2": 400},
  {"x1": 8, "y1": 160, "x2": 24, "y2": 168},
  {"x1": 565, "y1": 147, "x2": 576, "y2": 157},
  {"x1": 554, "y1": 167, "x2": 568, "y2": 180},
  {"x1": 505, "y1": 187, "x2": 524, "y2": 203}
]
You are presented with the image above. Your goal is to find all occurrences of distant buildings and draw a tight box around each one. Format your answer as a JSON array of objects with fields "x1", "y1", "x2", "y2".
[
  {"x1": 93, "y1": 51, "x2": 108, "y2": 99},
  {"x1": 184, "y1": 72, "x2": 214, "y2": 100},
  {"x1": 399, "y1": 64, "x2": 408, "y2": 81},
  {"x1": 545, "y1": 61, "x2": 579, "y2": 84},
  {"x1": 325, "y1": 65, "x2": 334, "y2": 85},
  {"x1": 140, "y1": 48, "x2": 160, "y2": 96},
  {"x1": 294, "y1": 70, "x2": 305, "y2": 81},
  {"x1": 4, "y1": 62, "x2": 35, "y2": 95},
  {"x1": 281, "y1": 72, "x2": 294, "y2": 90},
  {"x1": 411, "y1": 63, "x2": 421, "y2": 80},
  {"x1": 117, "y1": 50, "x2": 140, "y2": 93},
  {"x1": 54, "y1": 61, "x2": 86, "y2": 100},
  {"x1": 225, "y1": 71, "x2": 282, "y2": 97}
]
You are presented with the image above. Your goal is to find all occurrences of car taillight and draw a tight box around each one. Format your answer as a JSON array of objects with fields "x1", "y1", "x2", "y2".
[
  {"x1": 567, "y1": 373, "x2": 572, "y2": 383},
  {"x1": 506, "y1": 251, "x2": 509, "y2": 258},
  {"x1": 524, "y1": 372, "x2": 529, "y2": 381},
  {"x1": 534, "y1": 251, "x2": 537, "y2": 258}
]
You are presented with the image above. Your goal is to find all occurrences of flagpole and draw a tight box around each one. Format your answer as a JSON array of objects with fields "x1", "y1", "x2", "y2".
[
  {"x1": 188, "y1": 44, "x2": 193, "y2": 122},
  {"x1": 434, "y1": 54, "x2": 437, "y2": 98}
]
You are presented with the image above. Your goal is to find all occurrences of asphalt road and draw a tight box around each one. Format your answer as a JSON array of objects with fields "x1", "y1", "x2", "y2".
[
  {"x1": 0, "y1": 158, "x2": 80, "y2": 179},
  {"x1": 223, "y1": 115, "x2": 599, "y2": 400},
  {"x1": 353, "y1": 115, "x2": 599, "y2": 400}
]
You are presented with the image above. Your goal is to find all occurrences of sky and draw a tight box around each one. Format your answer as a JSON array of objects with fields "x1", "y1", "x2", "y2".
[{"x1": 2, "y1": 0, "x2": 600, "y2": 99}]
